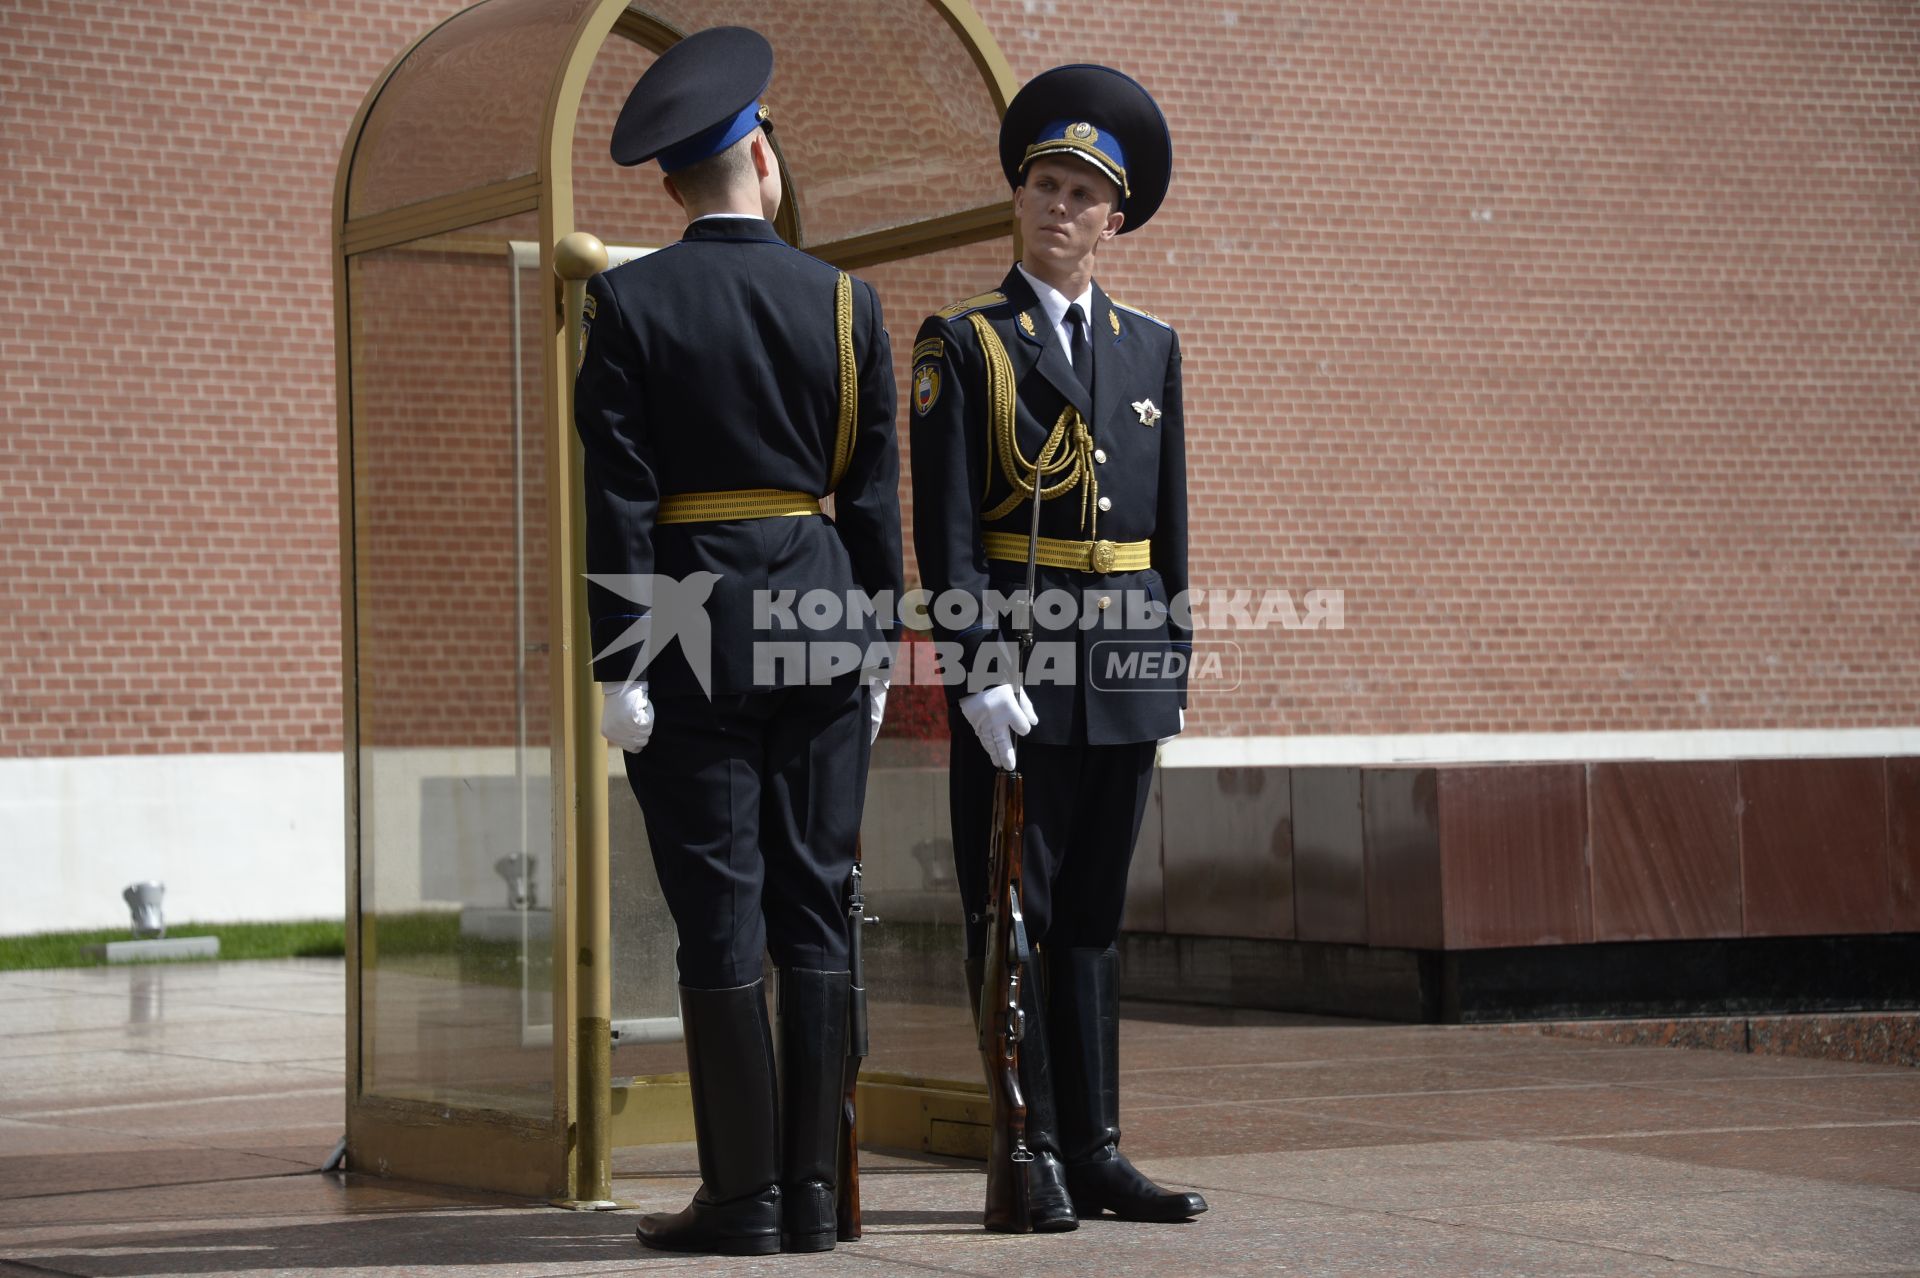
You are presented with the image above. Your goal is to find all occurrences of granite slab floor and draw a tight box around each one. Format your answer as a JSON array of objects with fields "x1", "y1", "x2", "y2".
[{"x1": 2, "y1": 959, "x2": 1917, "y2": 1277}]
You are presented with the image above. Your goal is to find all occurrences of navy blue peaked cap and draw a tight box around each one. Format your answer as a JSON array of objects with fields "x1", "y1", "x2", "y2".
[
  {"x1": 611, "y1": 26, "x2": 774, "y2": 171},
  {"x1": 999, "y1": 64, "x2": 1172, "y2": 232}
]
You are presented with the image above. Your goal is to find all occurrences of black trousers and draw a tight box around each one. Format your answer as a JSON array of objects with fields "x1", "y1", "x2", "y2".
[
  {"x1": 947, "y1": 722, "x2": 1156, "y2": 958},
  {"x1": 625, "y1": 675, "x2": 869, "y2": 988}
]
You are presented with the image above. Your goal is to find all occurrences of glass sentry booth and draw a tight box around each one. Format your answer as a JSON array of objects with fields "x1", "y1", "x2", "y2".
[{"x1": 332, "y1": 0, "x2": 1017, "y2": 1201}]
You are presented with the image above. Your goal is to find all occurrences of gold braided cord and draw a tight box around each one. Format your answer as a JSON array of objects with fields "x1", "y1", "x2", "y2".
[
  {"x1": 830, "y1": 271, "x2": 857, "y2": 491},
  {"x1": 967, "y1": 313, "x2": 1100, "y2": 537}
]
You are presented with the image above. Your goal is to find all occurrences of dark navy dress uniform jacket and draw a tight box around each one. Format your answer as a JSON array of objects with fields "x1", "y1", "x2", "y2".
[
  {"x1": 909, "y1": 266, "x2": 1189, "y2": 747},
  {"x1": 575, "y1": 216, "x2": 903, "y2": 696}
]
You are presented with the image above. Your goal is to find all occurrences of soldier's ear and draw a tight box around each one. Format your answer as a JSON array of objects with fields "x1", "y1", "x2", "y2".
[
  {"x1": 749, "y1": 133, "x2": 775, "y2": 181},
  {"x1": 661, "y1": 174, "x2": 686, "y2": 210},
  {"x1": 1101, "y1": 209, "x2": 1126, "y2": 240}
]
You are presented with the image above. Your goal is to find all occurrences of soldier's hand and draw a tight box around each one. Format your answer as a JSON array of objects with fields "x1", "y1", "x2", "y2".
[
  {"x1": 599, "y1": 681, "x2": 655, "y2": 753},
  {"x1": 866, "y1": 676, "x2": 890, "y2": 745},
  {"x1": 958, "y1": 684, "x2": 1037, "y2": 771}
]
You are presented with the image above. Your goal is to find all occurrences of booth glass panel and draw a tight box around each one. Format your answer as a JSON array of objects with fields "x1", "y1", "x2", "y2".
[
  {"x1": 607, "y1": 777, "x2": 687, "y2": 1081},
  {"x1": 348, "y1": 211, "x2": 557, "y2": 1119},
  {"x1": 853, "y1": 238, "x2": 1015, "y2": 1085},
  {"x1": 860, "y1": 713, "x2": 975, "y2": 1079},
  {"x1": 348, "y1": 0, "x2": 600, "y2": 220}
]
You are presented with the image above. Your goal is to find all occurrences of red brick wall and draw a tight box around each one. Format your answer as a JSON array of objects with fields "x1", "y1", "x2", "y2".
[
  {"x1": 1, "y1": 0, "x2": 446, "y2": 755},
  {"x1": 3, "y1": 0, "x2": 1916, "y2": 757},
  {"x1": 970, "y1": 0, "x2": 1920, "y2": 736}
]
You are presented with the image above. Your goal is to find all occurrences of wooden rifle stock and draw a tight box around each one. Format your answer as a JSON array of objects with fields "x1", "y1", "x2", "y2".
[
  {"x1": 978, "y1": 768, "x2": 1034, "y2": 1233},
  {"x1": 836, "y1": 840, "x2": 870, "y2": 1240}
]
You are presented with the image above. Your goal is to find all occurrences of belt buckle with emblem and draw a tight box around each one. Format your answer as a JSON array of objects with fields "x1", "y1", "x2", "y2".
[{"x1": 1090, "y1": 539, "x2": 1117, "y2": 574}]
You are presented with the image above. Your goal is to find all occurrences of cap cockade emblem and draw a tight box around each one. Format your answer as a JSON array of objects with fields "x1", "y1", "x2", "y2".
[
  {"x1": 1132, "y1": 398, "x2": 1162, "y2": 427},
  {"x1": 1068, "y1": 122, "x2": 1098, "y2": 143}
]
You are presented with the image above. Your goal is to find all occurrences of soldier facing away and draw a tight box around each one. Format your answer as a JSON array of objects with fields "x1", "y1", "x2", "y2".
[{"x1": 574, "y1": 27, "x2": 901, "y2": 1257}]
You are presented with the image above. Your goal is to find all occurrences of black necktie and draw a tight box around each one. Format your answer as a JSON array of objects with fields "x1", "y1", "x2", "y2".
[{"x1": 1066, "y1": 302, "x2": 1092, "y2": 395}]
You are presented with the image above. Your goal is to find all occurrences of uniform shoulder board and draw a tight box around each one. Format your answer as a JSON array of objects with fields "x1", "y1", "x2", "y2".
[
  {"x1": 935, "y1": 290, "x2": 1007, "y2": 320},
  {"x1": 1110, "y1": 298, "x2": 1173, "y2": 330}
]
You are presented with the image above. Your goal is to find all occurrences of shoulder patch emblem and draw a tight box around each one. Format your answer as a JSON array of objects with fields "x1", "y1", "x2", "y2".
[
  {"x1": 1110, "y1": 298, "x2": 1172, "y2": 330},
  {"x1": 911, "y1": 336, "x2": 945, "y2": 364},
  {"x1": 913, "y1": 363, "x2": 942, "y2": 416},
  {"x1": 582, "y1": 292, "x2": 597, "y2": 320},
  {"x1": 936, "y1": 289, "x2": 1006, "y2": 320}
]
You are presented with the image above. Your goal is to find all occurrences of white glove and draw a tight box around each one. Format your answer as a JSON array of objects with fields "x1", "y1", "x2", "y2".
[
  {"x1": 958, "y1": 683, "x2": 1038, "y2": 771},
  {"x1": 599, "y1": 681, "x2": 654, "y2": 753},
  {"x1": 866, "y1": 676, "x2": 889, "y2": 745},
  {"x1": 1158, "y1": 707, "x2": 1186, "y2": 749}
]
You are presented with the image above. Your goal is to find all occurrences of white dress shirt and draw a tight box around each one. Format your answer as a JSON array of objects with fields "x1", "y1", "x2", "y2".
[{"x1": 1016, "y1": 263, "x2": 1095, "y2": 365}]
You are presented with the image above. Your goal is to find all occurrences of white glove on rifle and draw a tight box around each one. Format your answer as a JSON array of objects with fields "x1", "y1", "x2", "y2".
[
  {"x1": 958, "y1": 683, "x2": 1038, "y2": 771},
  {"x1": 866, "y1": 675, "x2": 890, "y2": 745},
  {"x1": 599, "y1": 681, "x2": 654, "y2": 754}
]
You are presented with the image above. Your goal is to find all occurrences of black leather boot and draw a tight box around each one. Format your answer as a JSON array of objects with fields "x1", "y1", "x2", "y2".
[
  {"x1": 966, "y1": 956, "x2": 1077, "y2": 1232},
  {"x1": 775, "y1": 968, "x2": 849, "y2": 1252},
  {"x1": 635, "y1": 981, "x2": 782, "y2": 1255},
  {"x1": 1048, "y1": 947, "x2": 1208, "y2": 1223}
]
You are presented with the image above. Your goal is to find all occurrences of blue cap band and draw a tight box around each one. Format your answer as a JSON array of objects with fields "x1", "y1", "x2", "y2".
[
  {"x1": 659, "y1": 99, "x2": 765, "y2": 173},
  {"x1": 1022, "y1": 118, "x2": 1128, "y2": 196}
]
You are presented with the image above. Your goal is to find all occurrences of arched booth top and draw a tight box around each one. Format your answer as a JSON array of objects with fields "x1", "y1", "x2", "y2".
[{"x1": 338, "y1": 0, "x2": 1019, "y2": 264}]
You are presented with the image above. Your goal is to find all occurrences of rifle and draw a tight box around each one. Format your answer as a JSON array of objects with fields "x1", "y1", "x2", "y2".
[
  {"x1": 835, "y1": 837, "x2": 871, "y2": 1240},
  {"x1": 975, "y1": 423, "x2": 1047, "y2": 1233},
  {"x1": 978, "y1": 766, "x2": 1034, "y2": 1232}
]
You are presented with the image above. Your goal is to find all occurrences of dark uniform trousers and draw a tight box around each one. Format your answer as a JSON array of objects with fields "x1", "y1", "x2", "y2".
[{"x1": 629, "y1": 676, "x2": 869, "y2": 989}]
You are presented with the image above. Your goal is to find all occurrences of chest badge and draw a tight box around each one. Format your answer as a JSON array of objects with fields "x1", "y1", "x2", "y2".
[
  {"x1": 1132, "y1": 398, "x2": 1162, "y2": 427},
  {"x1": 913, "y1": 363, "x2": 941, "y2": 416}
]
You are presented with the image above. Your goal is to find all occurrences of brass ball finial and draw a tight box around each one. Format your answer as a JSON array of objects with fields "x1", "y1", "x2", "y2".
[{"x1": 554, "y1": 231, "x2": 608, "y2": 280}]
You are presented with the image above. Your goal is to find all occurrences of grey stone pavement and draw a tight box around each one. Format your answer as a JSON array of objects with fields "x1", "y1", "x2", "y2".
[{"x1": 1, "y1": 958, "x2": 1917, "y2": 1277}]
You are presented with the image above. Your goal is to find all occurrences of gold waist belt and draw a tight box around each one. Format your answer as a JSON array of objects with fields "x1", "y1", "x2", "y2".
[
  {"x1": 656, "y1": 488, "x2": 822, "y2": 525},
  {"x1": 982, "y1": 531, "x2": 1151, "y2": 574}
]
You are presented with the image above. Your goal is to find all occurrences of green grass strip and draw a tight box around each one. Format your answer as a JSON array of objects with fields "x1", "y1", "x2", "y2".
[{"x1": 0, "y1": 919, "x2": 347, "y2": 971}]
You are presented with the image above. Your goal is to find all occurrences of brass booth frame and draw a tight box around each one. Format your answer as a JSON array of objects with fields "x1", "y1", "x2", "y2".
[{"x1": 333, "y1": 0, "x2": 1017, "y2": 1203}]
